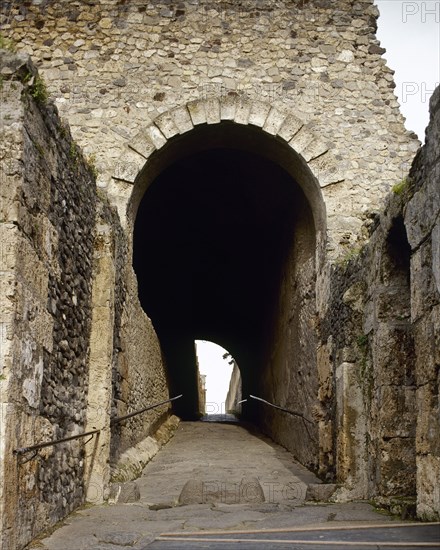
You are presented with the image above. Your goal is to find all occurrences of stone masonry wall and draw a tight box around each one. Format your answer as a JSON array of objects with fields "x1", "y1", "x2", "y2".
[
  {"x1": 320, "y1": 86, "x2": 439, "y2": 518},
  {"x1": 258, "y1": 192, "x2": 319, "y2": 471},
  {"x1": 0, "y1": 51, "x2": 170, "y2": 549},
  {"x1": 110, "y1": 261, "x2": 170, "y2": 464},
  {"x1": 0, "y1": 51, "x2": 96, "y2": 550},
  {"x1": 0, "y1": 0, "x2": 419, "y2": 253}
]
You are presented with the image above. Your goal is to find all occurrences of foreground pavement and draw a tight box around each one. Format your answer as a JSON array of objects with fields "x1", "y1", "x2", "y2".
[{"x1": 27, "y1": 419, "x2": 440, "y2": 549}]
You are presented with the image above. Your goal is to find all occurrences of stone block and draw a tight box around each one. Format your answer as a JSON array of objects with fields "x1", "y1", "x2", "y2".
[
  {"x1": 309, "y1": 152, "x2": 344, "y2": 188},
  {"x1": 128, "y1": 133, "x2": 157, "y2": 159},
  {"x1": 413, "y1": 309, "x2": 439, "y2": 385},
  {"x1": 432, "y1": 219, "x2": 440, "y2": 296},
  {"x1": 289, "y1": 127, "x2": 315, "y2": 157},
  {"x1": 154, "y1": 111, "x2": 180, "y2": 139},
  {"x1": 335, "y1": 362, "x2": 369, "y2": 498},
  {"x1": 405, "y1": 169, "x2": 440, "y2": 251},
  {"x1": 233, "y1": 98, "x2": 251, "y2": 125},
  {"x1": 277, "y1": 114, "x2": 303, "y2": 142},
  {"x1": 379, "y1": 385, "x2": 416, "y2": 439},
  {"x1": 301, "y1": 138, "x2": 329, "y2": 162},
  {"x1": 379, "y1": 438, "x2": 416, "y2": 496},
  {"x1": 317, "y1": 344, "x2": 333, "y2": 401},
  {"x1": 411, "y1": 241, "x2": 439, "y2": 322},
  {"x1": 372, "y1": 324, "x2": 414, "y2": 386},
  {"x1": 108, "y1": 482, "x2": 140, "y2": 504},
  {"x1": 305, "y1": 483, "x2": 337, "y2": 501},
  {"x1": 417, "y1": 454, "x2": 440, "y2": 520},
  {"x1": 187, "y1": 99, "x2": 207, "y2": 126},
  {"x1": 106, "y1": 178, "x2": 133, "y2": 226},
  {"x1": 262, "y1": 107, "x2": 286, "y2": 135},
  {"x1": 416, "y1": 383, "x2": 440, "y2": 455},
  {"x1": 170, "y1": 106, "x2": 193, "y2": 134},
  {"x1": 220, "y1": 95, "x2": 236, "y2": 121},
  {"x1": 113, "y1": 148, "x2": 144, "y2": 183},
  {"x1": 248, "y1": 101, "x2": 271, "y2": 128},
  {"x1": 205, "y1": 97, "x2": 221, "y2": 124},
  {"x1": 145, "y1": 124, "x2": 167, "y2": 149},
  {"x1": 0, "y1": 224, "x2": 18, "y2": 272}
]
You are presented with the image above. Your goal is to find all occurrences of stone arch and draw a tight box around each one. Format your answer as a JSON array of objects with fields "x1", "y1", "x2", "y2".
[
  {"x1": 110, "y1": 96, "x2": 344, "y2": 252},
  {"x1": 118, "y1": 97, "x2": 335, "y2": 468}
]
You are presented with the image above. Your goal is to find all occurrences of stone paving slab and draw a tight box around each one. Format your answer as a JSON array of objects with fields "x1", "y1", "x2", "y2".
[{"x1": 136, "y1": 421, "x2": 316, "y2": 506}]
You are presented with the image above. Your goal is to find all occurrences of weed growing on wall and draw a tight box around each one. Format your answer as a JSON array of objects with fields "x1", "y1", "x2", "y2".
[
  {"x1": 86, "y1": 154, "x2": 99, "y2": 179},
  {"x1": 392, "y1": 177, "x2": 410, "y2": 195},
  {"x1": 0, "y1": 32, "x2": 15, "y2": 51},
  {"x1": 30, "y1": 75, "x2": 48, "y2": 105}
]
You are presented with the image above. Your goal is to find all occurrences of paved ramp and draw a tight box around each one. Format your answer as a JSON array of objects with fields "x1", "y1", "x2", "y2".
[
  {"x1": 27, "y1": 420, "x2": 439, "y2": 550},
  {"x1": 136, "y1": 420, "x2": 316, "y2": 507}
]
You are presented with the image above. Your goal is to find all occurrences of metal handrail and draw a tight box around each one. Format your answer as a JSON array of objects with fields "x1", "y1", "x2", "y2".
[
  {"x1": 13, "y1": 428, "x2": 101, "y2": 456},
  {"x1": 249, "y1": 394, "x2": 318, "y2": 442},
  {"x1": 110, "y1": 394, "x2": 183, "y2": 425},
  {"x1": 13, "y1": 394, "x2": 183, "y2": 458},
  {"x1": 249, "y1": 394, "x2": 314, "y2": 425}
]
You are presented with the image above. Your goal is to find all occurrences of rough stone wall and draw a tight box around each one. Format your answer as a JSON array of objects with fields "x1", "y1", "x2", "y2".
[
  {"x1": 320, "y1": 86, "x2": 439, "y2": 518},
  {"x1": 110, "y1": 263, "x2": 170, "y2": 462},
  {"x1": 0, "y1": 0, "x2": 419, "y2": 252},
  {"x1": 258, "y1": 194, "x2": 319, "y2": 471},
  {"x1": 85, "y1": 186, "x2": 170, "y2": 490},
  {"x1": 320, "y1": 192, "x2": 416, "y2": 501},
  {"x1": 0, "y1": 51, "x2": 170, "y2": 549},
  {"x1": 406, "y1": 86, "x2": 440, "y2": 520},
  {"x1": 0, "y1": 51, "x2": 96, "y2": 550}
]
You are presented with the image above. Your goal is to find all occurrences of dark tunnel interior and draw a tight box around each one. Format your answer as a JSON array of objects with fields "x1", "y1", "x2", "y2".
[{"x1": 133, "y1": 147, "x2": 310, "y2": 419}]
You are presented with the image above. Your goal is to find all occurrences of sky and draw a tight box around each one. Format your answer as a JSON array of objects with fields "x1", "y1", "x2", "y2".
[
  {"x1": 196, "y1": 1, "x2": 440, "y2": 411},
  {"x1": 195, "y1": 340, "x2": 234, "y2": 414},
  {"x1": 375, "y1": 0, "x2": 440, "y2": 142}
]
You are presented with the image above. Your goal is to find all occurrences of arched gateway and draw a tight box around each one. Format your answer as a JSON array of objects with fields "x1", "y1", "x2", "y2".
[
  {"x1": 1, "y1": 1, "x2": 437, "y2": 548},
  {"x1": 107, "y1": 96, "x2": 332, "y2": 464}
]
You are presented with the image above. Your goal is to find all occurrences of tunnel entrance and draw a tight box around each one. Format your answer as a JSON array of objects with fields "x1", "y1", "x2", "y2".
[{"x1": 132, "y1": 123, "x2": 322, "y2": 467}]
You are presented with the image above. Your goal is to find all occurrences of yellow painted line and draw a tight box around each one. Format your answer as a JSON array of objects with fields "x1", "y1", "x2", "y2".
[
  {"x1": 156, "y1": 536, "x2": 440, "y2": 547},
  {"x1": 160, "y1": 521, "x2": 440, "y2": 537}
]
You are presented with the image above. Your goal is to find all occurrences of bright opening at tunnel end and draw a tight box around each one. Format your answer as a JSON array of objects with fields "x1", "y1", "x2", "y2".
[{"x1": 195, "y1": 340, "x2": 235, "y2": 416}]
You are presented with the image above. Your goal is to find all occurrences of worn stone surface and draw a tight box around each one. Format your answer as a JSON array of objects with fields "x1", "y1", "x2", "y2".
[
  {"x1": 178, "y1": 477, "x2": 265, "y2": 505},
  {"x1": 108, "y1": 481, "x2": 140, "y2": 504},
  {"x1": 137, "y1": 421, "x2": 312, "y2": 507}
]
